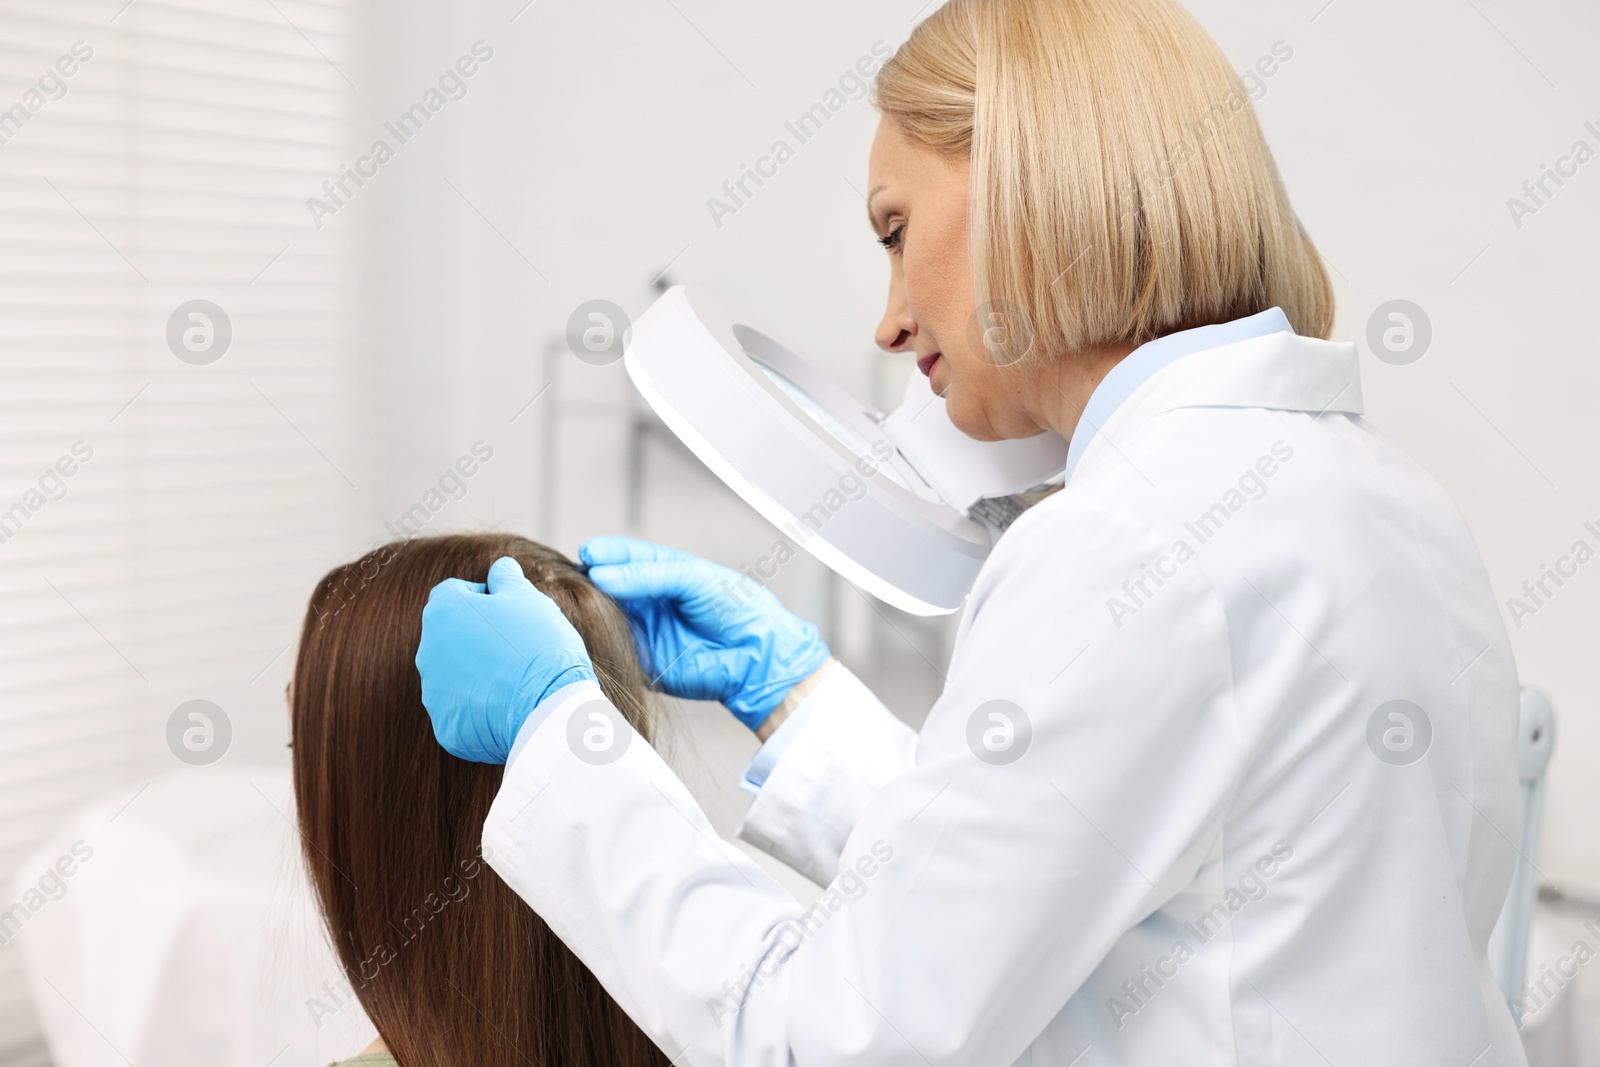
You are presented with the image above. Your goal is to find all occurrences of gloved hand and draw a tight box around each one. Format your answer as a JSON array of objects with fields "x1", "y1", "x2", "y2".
[
  {"x1": 578, "y1": 536, "x2": 830, "y2": 730},
  {"x1": 415, "y1": 556, "x2": 597, "y2": 763}
]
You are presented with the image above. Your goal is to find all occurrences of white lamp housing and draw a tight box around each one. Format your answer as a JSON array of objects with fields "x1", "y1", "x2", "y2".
[{"x1": 622, "y1": 286, "x2": 1067, "y2": 615}]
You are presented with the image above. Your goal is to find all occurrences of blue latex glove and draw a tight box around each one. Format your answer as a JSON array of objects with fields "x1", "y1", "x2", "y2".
[
  {"x1": 415, "y1": 556, "x2": 597, "y2": 763},
  {"x1": 578, "y1": 536, "x2": 830, "y2": 730}
]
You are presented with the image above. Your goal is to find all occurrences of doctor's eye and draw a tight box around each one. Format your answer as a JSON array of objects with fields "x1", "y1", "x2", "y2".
[{"x1": 878, "y1": 224, "x2": 905, "y2": 254}]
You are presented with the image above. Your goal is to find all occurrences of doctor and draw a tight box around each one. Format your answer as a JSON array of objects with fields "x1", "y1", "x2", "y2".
[{"x1": 416, "y1": 0, "x2": 1525, "y2": 1062}]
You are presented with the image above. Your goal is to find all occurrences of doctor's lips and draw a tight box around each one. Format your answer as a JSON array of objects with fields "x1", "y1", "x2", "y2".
[{"x1": 916, "y1": 352, "x2": 941, "y2": 377}]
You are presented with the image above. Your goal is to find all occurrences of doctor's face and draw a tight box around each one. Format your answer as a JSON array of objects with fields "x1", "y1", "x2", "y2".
[{"x1": 868, "y1": 118, "x2": 1042, "y2": 442}]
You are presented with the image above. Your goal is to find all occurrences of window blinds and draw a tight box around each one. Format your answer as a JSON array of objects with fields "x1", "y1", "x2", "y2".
[{"x1": 0, "y1": 1, "x2": 368, "y2": 1061}]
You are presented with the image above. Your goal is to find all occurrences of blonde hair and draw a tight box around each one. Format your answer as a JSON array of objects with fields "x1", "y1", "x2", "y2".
[{"x1": 874, "y1": 0, "x2": 1334, "y2": 359}]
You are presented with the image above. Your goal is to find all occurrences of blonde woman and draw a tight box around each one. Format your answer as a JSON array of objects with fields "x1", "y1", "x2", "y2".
[{"x1": 416, "y1": 0, "x2": 1523, "y2": 1063}]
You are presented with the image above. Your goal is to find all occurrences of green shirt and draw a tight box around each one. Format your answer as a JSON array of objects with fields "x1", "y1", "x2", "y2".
[{"x1": 329, "y1": 1055, "x2": 398, "y2": 1067}]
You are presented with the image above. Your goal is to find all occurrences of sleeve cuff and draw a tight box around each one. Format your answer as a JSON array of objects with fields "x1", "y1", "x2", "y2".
[
  {"x1": 734, "y1": 662, "x2": 917, "y2": 884},
  {"x1": 737, "y1": 687, "x2": 826, "y2": 795},
  {"x1": 507, "y1": 677, "x2": 605, "y2": 768}
]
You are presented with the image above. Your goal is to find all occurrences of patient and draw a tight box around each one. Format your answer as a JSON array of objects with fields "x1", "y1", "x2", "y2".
[{"x1": 290, "y1": 533, "x2": 670, "y2": 1067}]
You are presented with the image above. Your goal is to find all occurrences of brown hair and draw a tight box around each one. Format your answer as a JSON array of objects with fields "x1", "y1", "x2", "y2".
[{"x1": 291, "y1": 533, "x2": 668, "y2": 1067}]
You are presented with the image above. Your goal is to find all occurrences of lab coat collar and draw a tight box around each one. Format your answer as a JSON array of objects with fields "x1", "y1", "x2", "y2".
[{"x1": 1064, "y1": 309, "x2": 1364, "y2": 485}]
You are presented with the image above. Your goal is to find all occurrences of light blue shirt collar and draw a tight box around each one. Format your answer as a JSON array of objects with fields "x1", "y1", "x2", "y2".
[{"x1": 1062, "y1": 306, "x2": 1294, "y2": 483}]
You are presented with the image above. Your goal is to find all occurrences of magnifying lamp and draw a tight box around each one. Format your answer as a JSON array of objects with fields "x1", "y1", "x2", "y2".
[{"x1": 623, "y1": 286, "x2": 1067, "y2": 615}]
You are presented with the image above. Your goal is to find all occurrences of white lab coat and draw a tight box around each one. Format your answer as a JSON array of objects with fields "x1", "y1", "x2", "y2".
[{"x1": 482, "y1": 325, "x2": 1526, "y2": 1066}]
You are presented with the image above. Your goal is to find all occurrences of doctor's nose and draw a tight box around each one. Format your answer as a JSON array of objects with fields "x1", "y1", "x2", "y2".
[{"x1": 876, "y1": 298, "x2": 915, "y2": 353}]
